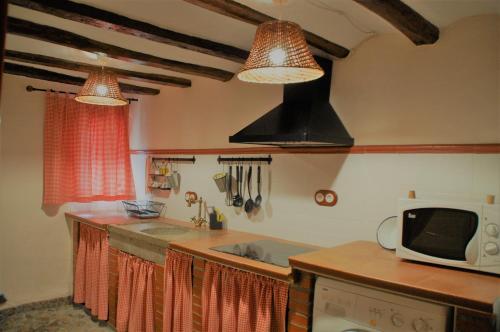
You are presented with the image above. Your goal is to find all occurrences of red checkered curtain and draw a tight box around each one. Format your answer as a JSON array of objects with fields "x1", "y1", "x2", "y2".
[
  {"x1": 43, "y1": 92, "x2": 135, "y2": 205},
  {"x1": 163, "y1": 250, "x2": 193, "y2": 332},
  {"x1": 73, "y1": 223, "x2": 109, "y2": 320},
  {"x1": 116, "y1": 252, "x2": 155, "y2": 332},
  {"x1": 202, "y1": 262, "x2": 289, "y2": 332}
]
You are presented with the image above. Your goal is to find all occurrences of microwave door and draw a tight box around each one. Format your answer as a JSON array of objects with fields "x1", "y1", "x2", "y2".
[
  {"x1": 464, "y1": 234, "x2": 479, "y2": 265},
  {"x1": 402, "y1": 208, "x2": 479, "y2": 263}
]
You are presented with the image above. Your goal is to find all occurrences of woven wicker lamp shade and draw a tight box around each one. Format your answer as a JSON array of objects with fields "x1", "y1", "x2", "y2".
[
  {"x1": 75, "y1": 69, "x2": 128, "y2": 106},
  {"x1": 238, "y1": 20, "x2": 324, "y2": 84}
]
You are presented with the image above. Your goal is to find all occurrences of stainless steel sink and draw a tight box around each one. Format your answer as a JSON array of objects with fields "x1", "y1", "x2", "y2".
[
  {"x1": 134, "y1": 222, "x2": 191, "y2": 236},
  {"x1": 108, "y1": 220, "x2": 210, "y2": 264}
]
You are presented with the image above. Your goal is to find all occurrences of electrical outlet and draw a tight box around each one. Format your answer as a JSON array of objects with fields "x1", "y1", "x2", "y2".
[{"x1": 314, "y1": 190, "x2": 338, "y2": 206}]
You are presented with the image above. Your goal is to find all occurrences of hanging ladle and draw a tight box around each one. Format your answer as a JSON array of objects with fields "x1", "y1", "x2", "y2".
[
  {"x1": 254, "y1": 165, "x2": 262, "y2": 209},
  {"x1": 244, "y1": 165, "x2": 254, "y2": 213}
]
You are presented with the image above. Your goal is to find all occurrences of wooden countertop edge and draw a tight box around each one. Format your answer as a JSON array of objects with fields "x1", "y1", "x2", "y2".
[
  {"x1": 169, "y1": 242, "x2": 292, "y2": 282},
  {"x1": 65, "y1": 212, "x2": 110, "y2": 230},
  {"x1": 65, "y1": 212, "x2": 195, "y2": 229},
  {"x1": 289, "y1": 259, "x2": 493, "y2": 313}
]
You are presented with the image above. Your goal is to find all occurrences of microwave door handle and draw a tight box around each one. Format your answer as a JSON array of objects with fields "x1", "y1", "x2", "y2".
[{"x1": 465, "y1": 235, "x2": 479, "y2": 265}]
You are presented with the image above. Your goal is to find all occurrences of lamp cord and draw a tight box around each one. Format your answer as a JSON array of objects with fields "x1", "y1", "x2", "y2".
[{"x1": 306, "y1": 0, "x2": 375, "y2": 35}]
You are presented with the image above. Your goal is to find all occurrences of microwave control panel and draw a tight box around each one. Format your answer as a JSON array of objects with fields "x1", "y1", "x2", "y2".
[{"x1": 481, "y1": 205, "x2": 500, "y2": 270}]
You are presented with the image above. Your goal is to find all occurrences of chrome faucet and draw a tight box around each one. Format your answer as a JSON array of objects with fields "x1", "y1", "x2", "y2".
[{"x1": 185, "y1": 192, "x2": 207, "y2": 227}]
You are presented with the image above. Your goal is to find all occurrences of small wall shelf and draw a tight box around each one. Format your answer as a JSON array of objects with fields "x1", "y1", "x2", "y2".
[
  {"x1": 148, "y1": 186, "x2": 171, "y2": 191},
  {"x1": 147, "y1": 156, "x2": 196, "y2": 195}
]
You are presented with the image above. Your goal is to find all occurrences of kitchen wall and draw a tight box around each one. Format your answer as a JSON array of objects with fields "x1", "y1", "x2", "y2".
[
  {"x1": 130, "y1": 14, "x2": 500, "y2": 148},
  {"x1": 133, "y1": 153, "x2": 500, "y2": 247},
  {"x1": 0, "y1": 76, "x2": 120, "y2": 309},
  {"x1": 0, "y1": 14, "x2": 498, "y2": 308},
  {"x1": 334, "y1": 14, "x2": 500, "y2": 145},
  {"x1": 0, "y1": 75, "x2": 72, "y2": 309},
  {"x1": 129, "y1": 14, "x2": 500, "y2": 245}
]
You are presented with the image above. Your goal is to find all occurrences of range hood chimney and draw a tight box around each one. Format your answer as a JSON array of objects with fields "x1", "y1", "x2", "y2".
[{"x1": 229, "y1": 57, "x2": 354, "y2": 147}]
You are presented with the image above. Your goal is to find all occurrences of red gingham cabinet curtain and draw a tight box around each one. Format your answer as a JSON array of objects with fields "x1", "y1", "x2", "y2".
[
  {"x1": 43, "y1": 92, "x2": 135, "y2": 205},
  {"x1": 202, "y1": 262, "x2": 289, "y2": 332},
  {"x1": 163, "y1": 250, "x2": 193, "y2": 332},
  {"x1": 73, "y1": 223, "x2": 109, "y2": 320},
  {"x1": 116, "y1": 251, "x2": 155, "y2": 332}
]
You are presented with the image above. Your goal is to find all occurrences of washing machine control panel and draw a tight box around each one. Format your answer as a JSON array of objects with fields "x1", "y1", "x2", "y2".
[{"x1": 313, "y1": 278, "x2": 450, "y2": 332}]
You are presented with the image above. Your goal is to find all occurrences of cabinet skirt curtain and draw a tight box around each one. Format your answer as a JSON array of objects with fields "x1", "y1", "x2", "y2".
[
  {"x1": 116, "y1": 251, "x2": 155, "y2": 332},
  {"x1": 73, "y1": 223, "x2": 109, "y2": 320},
  {"x1": 202, "y1": 262, "x2": 289, "y2": 332},
  {"x1": 163, "y1": 250, "x2": 193, "y2": 332}
]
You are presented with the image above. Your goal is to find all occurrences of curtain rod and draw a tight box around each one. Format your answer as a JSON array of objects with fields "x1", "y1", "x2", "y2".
[{"x1": 25, "y1": 85, "x2": 139, "y2": 103}]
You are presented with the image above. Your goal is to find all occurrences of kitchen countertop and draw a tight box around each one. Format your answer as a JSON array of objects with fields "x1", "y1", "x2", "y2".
[
  {"x1": 66, "y1": 211, "x2": 214, "y2": 232},
  {"x1": 170, "y1": 231, "x2": 321, "y2": 281},
  {"x1": 108, "y1": 220, "x2": 215, "y2": 249},
  {"x1": 66, "y1": 211, "x2": 321, "y2": 281},
  {"x1": 65, "y1": 211, "x2": 142, "y2": 230},
  {"x1": 289, "y1": 241, "x2": 500, "y2": 313}
]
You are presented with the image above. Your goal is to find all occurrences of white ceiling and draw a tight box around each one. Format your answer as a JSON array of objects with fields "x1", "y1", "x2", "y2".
[{"x1": 5, "y1": 0, "x2": 500, "y2": 89}]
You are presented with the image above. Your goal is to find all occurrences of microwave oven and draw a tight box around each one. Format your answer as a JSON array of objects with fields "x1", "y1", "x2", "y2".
[{"x1": 396, "y1": 198, "x2": 500, "y2": 275}]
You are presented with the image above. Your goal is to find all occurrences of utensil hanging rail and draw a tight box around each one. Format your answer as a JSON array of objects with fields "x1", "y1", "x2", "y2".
[
  {"x1": 25, "y1": 85, "x2": 139, "y2": 103},
  {"x1": 152, "y1": 156, "x2": 196, "y2": 163},
  {"x1": 217, "y1": 155, "x2": 272, "y2": 164}
]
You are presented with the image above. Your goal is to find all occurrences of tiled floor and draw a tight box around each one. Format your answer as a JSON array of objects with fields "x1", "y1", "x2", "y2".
[{"x1": 0, "y1": 303, "x2": 113, "y2": 332}]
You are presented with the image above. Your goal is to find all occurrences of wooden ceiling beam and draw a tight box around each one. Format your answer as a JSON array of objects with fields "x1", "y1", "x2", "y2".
[
  {"x1": 5, "y1": 49, "x2": 191, "y2": 87},
  {"x1": 0, "y1": 0, "x2": 8, "y2": 100},
  {"x1": 8, "y1": 0, "x2": 249, "y2": 63},
  {"x1": 7, "y1": 17, "x2": 234, "y2": 81},
  {"x1": 4, "y1": 62, "x2": 160, "y2": 95},
  {"x1": 182, "y1": 0, "x2": 350, "y2": 58},
  {"x1": 352, "y1": 0, "x2": 439, "y2": 45}
]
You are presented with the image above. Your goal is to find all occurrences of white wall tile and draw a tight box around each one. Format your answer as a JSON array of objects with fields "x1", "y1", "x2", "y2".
[{"x1": 131, "y1": 152, "x2": 500, "y2": 247}]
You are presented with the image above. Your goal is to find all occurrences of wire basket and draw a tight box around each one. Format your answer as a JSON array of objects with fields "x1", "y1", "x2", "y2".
[{"x1": 122, "y1": 200, "x2": 165, "y2": 219}]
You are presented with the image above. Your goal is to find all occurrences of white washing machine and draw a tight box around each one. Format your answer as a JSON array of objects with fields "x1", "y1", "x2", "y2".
[{"x1": 313, "y1": 277, "x2": 451, "y2": 332}]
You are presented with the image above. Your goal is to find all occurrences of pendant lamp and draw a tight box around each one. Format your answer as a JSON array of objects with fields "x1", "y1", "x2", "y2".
[
  {"x1": 75, "y1": 68, "x2": 128, "y2": 106},
  {"x1": 238, "y1": 20, "x2": 324, "y2": 84}
]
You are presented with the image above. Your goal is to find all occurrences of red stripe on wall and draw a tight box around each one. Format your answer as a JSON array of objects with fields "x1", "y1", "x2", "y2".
[{"x1": 130, "y1": 144, "x2": 500, "y2": 155}]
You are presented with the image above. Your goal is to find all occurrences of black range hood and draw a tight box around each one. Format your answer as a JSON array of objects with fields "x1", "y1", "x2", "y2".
[{"x1": 229, "y1": 57, "x2": 354, "y2": 147}]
